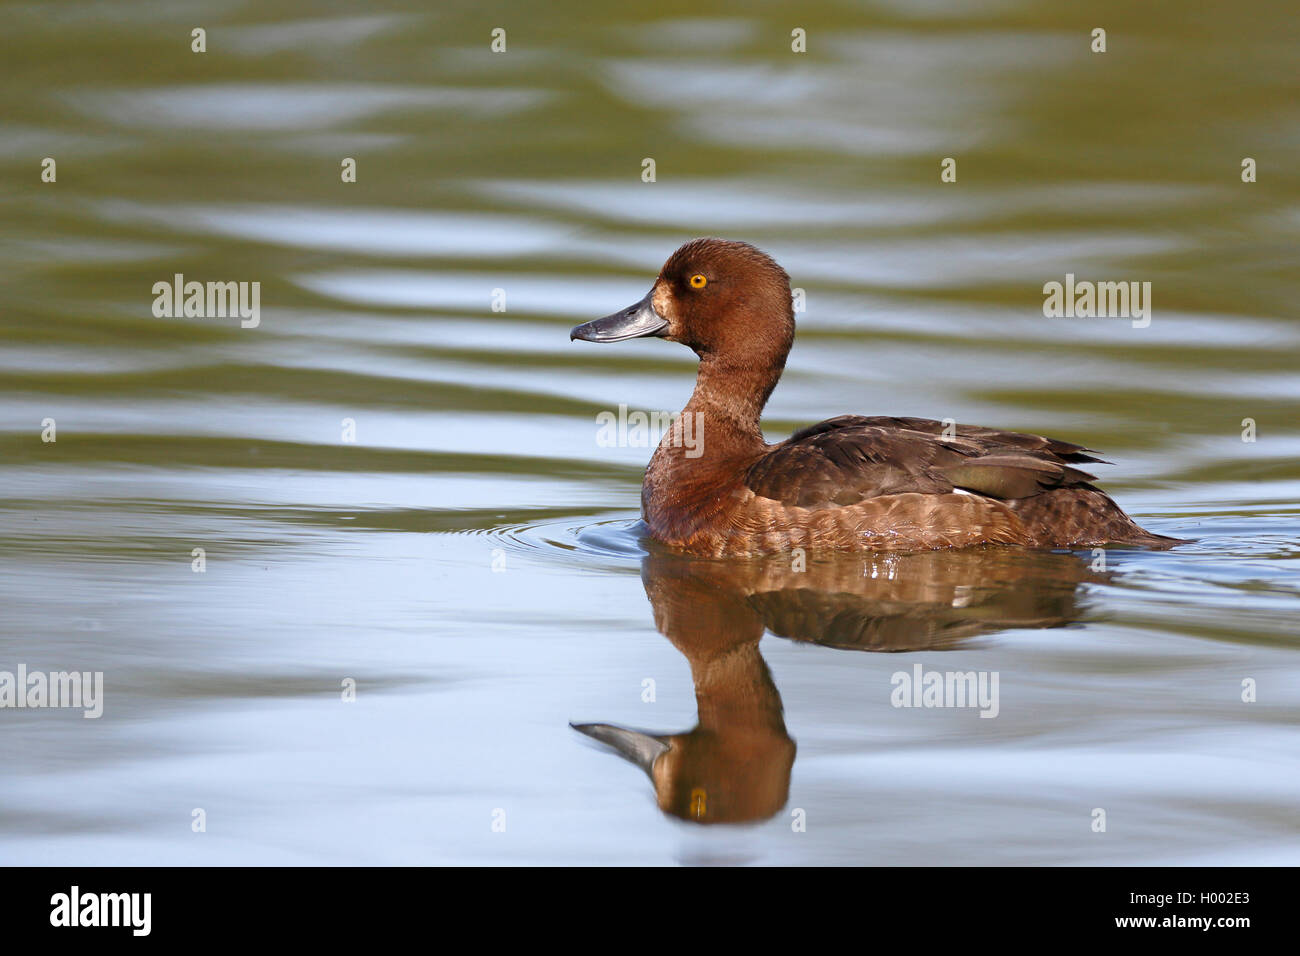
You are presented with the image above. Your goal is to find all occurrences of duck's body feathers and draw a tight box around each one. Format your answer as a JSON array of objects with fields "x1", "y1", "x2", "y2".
[{"x1": 746, "y1": 415, "x2": 1102, "y2": 508}]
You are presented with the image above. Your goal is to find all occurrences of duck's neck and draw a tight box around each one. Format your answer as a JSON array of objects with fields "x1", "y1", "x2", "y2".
[
  {"x1": 688, "y1": 639, "x2": 788, "y2": 734},
  {"x1": 641, "y1": 352, "x2": 783, "y2": 541},
  {"x1": 691, "y1": 352, "x2": 781, "y2": 438},
  {"x1": 660, "y1": 351, "x2": 784, "y2": 462}
]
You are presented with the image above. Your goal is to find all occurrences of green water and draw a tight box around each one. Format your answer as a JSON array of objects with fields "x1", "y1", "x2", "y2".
[{"x1": 1, "y1": 0, "x2": 1297, "y2": 863}]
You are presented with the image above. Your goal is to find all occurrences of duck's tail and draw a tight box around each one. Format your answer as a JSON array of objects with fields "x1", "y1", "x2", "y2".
[{"x1": 1009, "y1": 487, "x2": 1192, "y2": 549}]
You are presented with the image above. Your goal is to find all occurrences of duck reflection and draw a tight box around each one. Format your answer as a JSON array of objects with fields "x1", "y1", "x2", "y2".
[{"x1": 573, "y1": 546, "x2": 1104, "y2": 824}]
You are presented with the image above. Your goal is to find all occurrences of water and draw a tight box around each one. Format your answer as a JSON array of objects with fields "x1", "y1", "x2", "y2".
[{"x1": 1, "y1": 0, "x2": 1297, "y2": 865}]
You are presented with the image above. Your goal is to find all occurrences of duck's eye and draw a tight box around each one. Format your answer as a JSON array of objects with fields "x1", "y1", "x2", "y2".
[{"x1": 689, "y1": 274, "x2": 707, "y2": 289}]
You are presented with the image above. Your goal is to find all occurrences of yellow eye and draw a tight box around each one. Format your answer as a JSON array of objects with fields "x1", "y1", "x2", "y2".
[{"x1": 689, "y1": 274, "x2": 707, "y2": 289}]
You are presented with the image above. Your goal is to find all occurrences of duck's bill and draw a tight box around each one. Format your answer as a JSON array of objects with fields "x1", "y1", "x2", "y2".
[
  {"x1": 570, "y1": 291, "x2": 668, "y2": 343},
  {"x1": 570, "y1": 722, "x2": 670, "y2": 773}
]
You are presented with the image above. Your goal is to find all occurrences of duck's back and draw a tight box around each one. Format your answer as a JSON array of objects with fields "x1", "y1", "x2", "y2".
[{"x1": 654, "y1": 415, "x2": 1177, "y2": 555}]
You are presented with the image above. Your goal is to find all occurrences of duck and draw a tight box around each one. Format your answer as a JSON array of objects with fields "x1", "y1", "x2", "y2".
[
  {"x1": 572, "y1": 547, "x2": 1102, "y2": 823},
  {"x1": 570, "y1": 238, "x2": 1181, "y2": 557}
]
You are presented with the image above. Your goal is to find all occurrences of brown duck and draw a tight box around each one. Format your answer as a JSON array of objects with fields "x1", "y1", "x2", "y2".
[
  {"x1": 571, "y1": 238, "x2": 1180, "y2": 557},
  {"x1": 573, "y1": 547, "x2": 1104, "y2": 823}
]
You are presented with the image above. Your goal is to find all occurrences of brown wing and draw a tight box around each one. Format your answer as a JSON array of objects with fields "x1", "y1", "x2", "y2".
[{"x1": 745, "y1": 415, "x2": 1104, "y2": 509}]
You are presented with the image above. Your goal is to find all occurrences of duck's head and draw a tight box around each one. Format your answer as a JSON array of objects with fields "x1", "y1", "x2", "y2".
[
  {"x1": 571, "y1": 238, "x2": 794, "y2": 362},
  {"x1": 571, "y1": 721, "x2": 795, "y2": 825}
]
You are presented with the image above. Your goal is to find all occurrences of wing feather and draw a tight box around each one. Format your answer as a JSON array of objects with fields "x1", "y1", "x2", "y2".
[{"x1": 746, "y1": 416, "x2": 1104, "y2": 508}]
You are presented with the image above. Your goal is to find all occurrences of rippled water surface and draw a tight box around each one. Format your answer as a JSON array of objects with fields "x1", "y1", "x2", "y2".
[{"x1": 2, "y1": 1, "x2": 1298, "y2": 864}]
